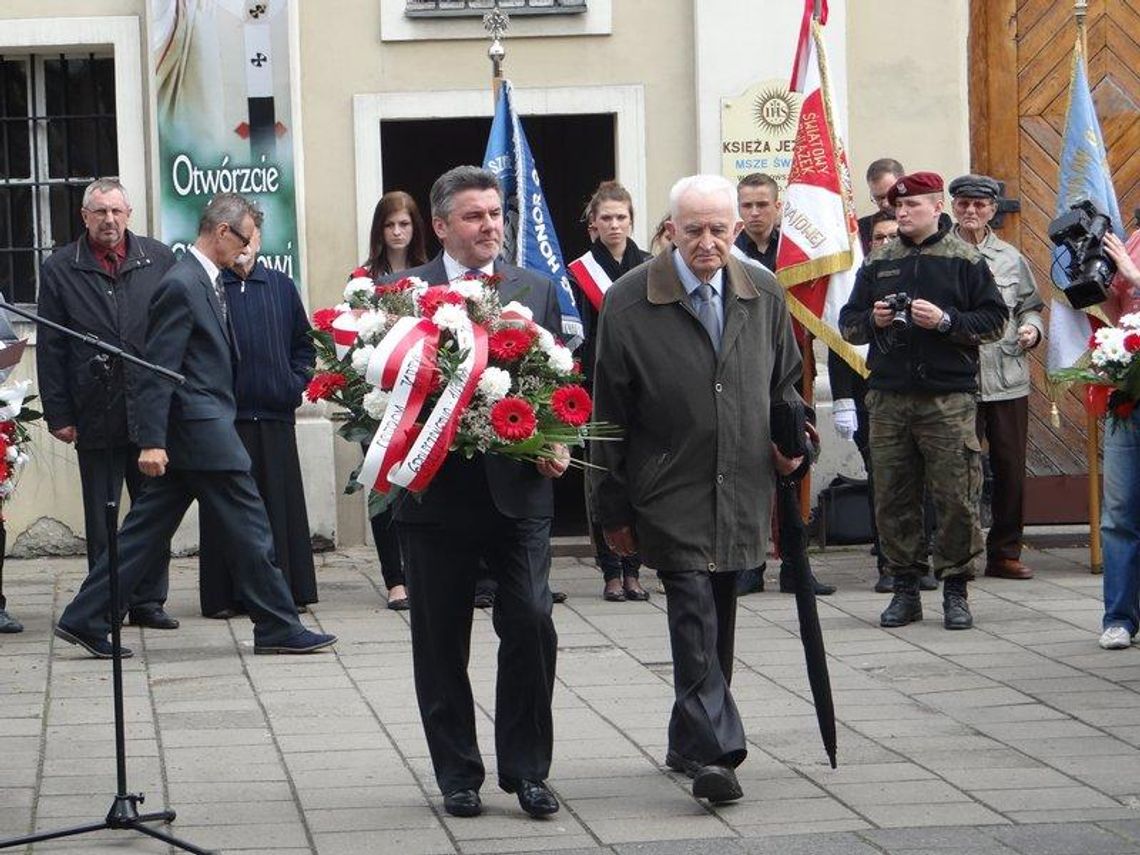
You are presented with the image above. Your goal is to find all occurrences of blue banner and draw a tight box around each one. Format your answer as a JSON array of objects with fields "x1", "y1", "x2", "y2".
[{"x1": 483, "y1": 80, "x2": 583, "y2": 349}]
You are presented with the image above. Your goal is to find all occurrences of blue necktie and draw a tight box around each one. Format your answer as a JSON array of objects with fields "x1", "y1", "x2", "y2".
[{"x1": 693, "y1": 283, "x2": 721, "y2": 354}]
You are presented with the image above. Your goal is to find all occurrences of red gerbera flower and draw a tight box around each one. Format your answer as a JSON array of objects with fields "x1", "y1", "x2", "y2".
[
  {"x1": 312, "y1": 308, "x2": 341, "y2": 332},
  {"x1": 305, "y1": 372, "x2": 347, "y2": 402},
  {"x1": 1125, "y1": 332, "x2": 1140, "y2": 353},
  {"x1": 489, "y1": 327, "x2": 536, "y2": 362},
  {"x1": 490, "y1": 397, "x2": 537, "y2": 442},
  {"x1": 550, "y1": 384, "x2": 592, "y2": 427},
  {"x1": 418, "y1": 287, "x2": 465, "y2": 319}
]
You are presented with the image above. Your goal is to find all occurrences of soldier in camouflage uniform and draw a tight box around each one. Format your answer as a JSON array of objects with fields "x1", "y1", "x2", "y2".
[{"x1": 839, "y1": 171, "x2": 1007, "y2": 630}]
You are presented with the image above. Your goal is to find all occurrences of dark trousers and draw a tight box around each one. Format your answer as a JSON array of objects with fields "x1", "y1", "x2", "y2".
[
  {"x1": 400, "y1": 514, "x2": 557, "y2": 795},
  {"x1": 59, "y1": 467, "x2": 305, "y2": 645},
  {"x1": 76, "y1": 445, "x2": 169, "y2": 610},
  {"x1": 659, "y1": 569, "x2": 746, "y2": 768},
  {"x1": 976, "y1": 397, "x2": 1029, "y2": 561},
  {"x1": 370, "y1": 506, "x2": 405, "y2": 590},
  {"x1": 200, "y1": 421, "x2": 318, "y2": 615}
]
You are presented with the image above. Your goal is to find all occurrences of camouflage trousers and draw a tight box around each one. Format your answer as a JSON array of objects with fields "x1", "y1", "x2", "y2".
[{"x1": 865, "y1": 390, "x2": 984, "y2": 580}]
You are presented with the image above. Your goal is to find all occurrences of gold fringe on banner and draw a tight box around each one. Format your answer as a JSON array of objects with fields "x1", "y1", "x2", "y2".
[{"x1": 784, "y1": 292, "x2": 869, "y2": 379}]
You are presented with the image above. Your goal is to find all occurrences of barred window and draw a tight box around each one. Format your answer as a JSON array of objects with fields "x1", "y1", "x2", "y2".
[
  {"x1": 405, "y1": 0, "x2": 586, "y2": 16},
  {"x1": 0, "y1": 53, "x2": 118, "y2": 304}
]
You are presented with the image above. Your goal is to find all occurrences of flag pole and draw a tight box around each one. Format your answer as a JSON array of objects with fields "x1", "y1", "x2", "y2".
[
  {"x1": 484, "y1": 3, "x2": 509, "y2": 103},
  {"x1": 1072, "y1": 0, "x2": 1102, "y2": 574}
]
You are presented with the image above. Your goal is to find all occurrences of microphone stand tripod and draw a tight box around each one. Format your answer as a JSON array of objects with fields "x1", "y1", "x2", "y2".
[{"x1": 0, "y1": 300, "x2": 215, "y2": 854}]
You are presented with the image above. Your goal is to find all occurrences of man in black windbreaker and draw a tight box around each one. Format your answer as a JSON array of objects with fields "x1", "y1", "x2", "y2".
[
  {"x1": 37, "y1": 178, "x2": 179, "y2": 631},
  {"x1": 839, "y1": 171, "x2": 1007, "y2": 632}
]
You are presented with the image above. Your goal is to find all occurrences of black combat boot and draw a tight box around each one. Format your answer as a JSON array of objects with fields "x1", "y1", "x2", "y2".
[
  {"x1": 880, "y1": 575, "x2": 922, "y2": 627},
  {"x1": 942, "y1": 575, "x2": 973, "y2": 630},
  {"x1": 874, "y1": 568, "x2": 893, "y2": 594}
]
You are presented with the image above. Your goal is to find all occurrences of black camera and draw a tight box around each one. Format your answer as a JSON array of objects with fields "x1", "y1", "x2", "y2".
[
  {"x1": 882, "y1": 292, "x2": 912, "y2": 328},
  {"x1": 1048, "y1": 199, "x2": 1117, "y2": 309}
]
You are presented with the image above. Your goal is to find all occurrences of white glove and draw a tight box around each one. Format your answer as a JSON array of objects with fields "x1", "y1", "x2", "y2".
[{"x1": 833, "y1": 398, "x2": 858, "y2": 442}]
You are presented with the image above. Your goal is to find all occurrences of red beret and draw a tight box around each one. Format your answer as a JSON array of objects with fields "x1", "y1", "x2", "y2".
[{"x1": 887, "y1": 171, "x2": 944, "y2": 205}]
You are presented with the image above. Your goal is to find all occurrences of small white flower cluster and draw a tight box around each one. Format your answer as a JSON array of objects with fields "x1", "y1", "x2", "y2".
[
  {"x1": 432, "y1": 303, "x2": 469, "y2": 333},
  {"x1": 458, "y1": 399, "x2": 498, "y2": 452},
  {"x1": 357, "y1": 310, "x2": 389, "y2": 344},
  {"x1": 449, "y1": 280, "x2": 486, "y2": 301},
  {"x1": 1119, "y1": 313, "x2": 1140, "y2": 330},
  {"x1": 343, "y1": 276, "x2": 375, "y2": 304},
  {"x1": 476, "y1": 366, "x2": 512, "y2": 401},
  {"x1": 351, "y1": 344, "x2": 376, "y2": 374},
  {"x1": 362, "y1": 388, "x2": 391, "y2": 420},
  {"x1": 1091, "y1": 326, "x2": 1136, "y2": 368}
]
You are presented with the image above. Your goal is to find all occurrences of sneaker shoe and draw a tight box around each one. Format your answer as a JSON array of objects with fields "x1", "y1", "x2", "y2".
[
  {"x1": 1099, "y1": 626, "x2": 1132, "y2": 650},
  {"x1": 254, "y1": 629, "x2": 337, "y2": 655}
]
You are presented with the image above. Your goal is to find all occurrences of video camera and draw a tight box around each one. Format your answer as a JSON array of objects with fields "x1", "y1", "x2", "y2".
[{"x1": 1048, "y1": 199, "x2": 1117, "y2": 309}]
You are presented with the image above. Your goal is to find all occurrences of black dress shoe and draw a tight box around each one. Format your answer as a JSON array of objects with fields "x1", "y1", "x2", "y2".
[
  {"x1": 499, "y1": 777, "x2": 559, "y2": 817},
  {"x1": 551, "y1": 591, "x2": 568, "y2": 604},
  {"x1": 387, "y1": 597, "x2": 409, "y2": 611},
  {"x1": 54, "y1": 624, "x2": 132, "y2": 659},
  {"x1": 128, "y1": 608, "x2": 180, "y2": 630},
  {"x1": 473, "y1": 591, "x2": 495, "y2": 609},
  {"x1": 206, "y1": 608, "x2": 240, "y2": 620},
  {"x1": 692, "y1": 764, "x2": 743, "y2": 803},
  {"x1": 779, "y1": 571, "x2": 836, "y2": 596},
  {"x1": 443, "y1": 788, "x2": 482, "y2": 818},
  {"x1": 664, "y1": 750, "x2": 700, "y2": 778},
  {"x1": 0, "y1": 608, "x2": 23, "y2": 633}
]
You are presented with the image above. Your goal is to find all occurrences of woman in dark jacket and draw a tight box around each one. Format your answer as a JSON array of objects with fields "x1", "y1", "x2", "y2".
[
  {"x1": 352, "y1": 191, "x2": 428, "y2": 610},
  {"x1": 568, "y1": 181, "x2": 652, "y2": 601}
]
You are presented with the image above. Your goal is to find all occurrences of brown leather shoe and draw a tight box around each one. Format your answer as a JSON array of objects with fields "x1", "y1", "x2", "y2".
[{"x1": 985, "y1": 558, "x2": 1033, "y2": 580}]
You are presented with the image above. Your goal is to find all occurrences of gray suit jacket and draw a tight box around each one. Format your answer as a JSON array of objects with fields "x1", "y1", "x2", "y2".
[
  {"x1": 135, "y1": 252, "x2": 252, "y2": 471},
  {"x1": 384, "y1": 255, "x2": 562, "y2": 521}
]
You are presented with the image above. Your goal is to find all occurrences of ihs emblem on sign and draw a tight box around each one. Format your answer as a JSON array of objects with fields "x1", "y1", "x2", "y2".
[
  {"x1": 753, "y1": 87, "x2": 798, "y2": 135},
  {"x1": 248, "y1": 3, "x2": 267, "y2": 20}
]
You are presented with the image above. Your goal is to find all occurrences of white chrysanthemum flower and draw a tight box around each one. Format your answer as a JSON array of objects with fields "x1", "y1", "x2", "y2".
[
  {"x1": 343, "y1": 276, "x2": 374, "y2": 301},
  {"x1": 535, "y1": 326, "x2": 557, "y2": 355},
  {"x1": 477, "y1": 366, "x2": 512, "y2": 401},
  {"x1": 547, "y1": 344, "x2": 575, "y2": 374},
  {"x1": 362, "y1": 388, "x2": 391, "y2": 420},
  {"x1": 450, "y1": 280, "x2": 484, "y2": 301},
  {"x1": 1119, "y1": 312, "x2": 1140, "y2": 330},
  {"x1": 351, "y1": 345, "x2": 376, "y2": 374},
  {"x1": 334, "y1": 302, "x2": 351, "y2": 312},
  {"x1": 407, "y1": 276, "x2": 430, "y2": 297},
  {"x1": 500, "y1": 301, "x2": 534, "y2": 322},
  {"x1": 357, "y1": 310, "x2": 388, "y2": 344},
  {"x1": 432, "y1": 303, "x2": 468, "y2": 333}
]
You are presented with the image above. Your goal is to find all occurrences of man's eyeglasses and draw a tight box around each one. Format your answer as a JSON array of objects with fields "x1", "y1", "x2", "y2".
[
  {"x1": 871, "y1": 233, "x2": 897, "y2": 245},
  {"x1": 952, "y1": 198, "x2": 993, "y2": 211},
  {"x1": 84, "y1": 207, "x2": 129, "y2": 218},
  {"x1": 225, "y1": 223, "x2": 251, "y2": 247}
]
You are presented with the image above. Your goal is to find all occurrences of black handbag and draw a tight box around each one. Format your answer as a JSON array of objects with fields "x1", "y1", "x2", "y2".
[{"x1": 815, "y1": 474, "x2": 874, "y2": 546}]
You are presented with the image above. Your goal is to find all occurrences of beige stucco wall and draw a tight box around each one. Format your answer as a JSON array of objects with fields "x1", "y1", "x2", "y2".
[{"x1": 846, "y1": 0, "x2": 972, "y2": 216}]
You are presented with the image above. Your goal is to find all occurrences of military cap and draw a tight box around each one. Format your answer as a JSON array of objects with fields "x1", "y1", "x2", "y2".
[
  {"x1": 887, "y1": 171, "x2": 944, "y2": 205},
  {"x1": 948, "y1": 174, "x2": 1000, "y2": 200}
]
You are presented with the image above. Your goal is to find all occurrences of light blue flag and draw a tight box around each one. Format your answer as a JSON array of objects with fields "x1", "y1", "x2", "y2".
[
  {"x1": 1047, "y1": 38, "x2": 1122, "y2": 374},
  {"x1": 483, "y1": 80, "x2": 583, "y2": 349}
]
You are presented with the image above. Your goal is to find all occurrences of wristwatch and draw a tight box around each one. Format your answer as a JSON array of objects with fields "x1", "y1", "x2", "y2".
[{"x1": 937, "y1": 309, "x2": 953, "y2": 334}]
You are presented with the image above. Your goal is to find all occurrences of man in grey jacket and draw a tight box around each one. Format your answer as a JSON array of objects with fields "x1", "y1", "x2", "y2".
[
  {"x1": 949, "y1": 174, "x2": 1045, "y2": 580},
  {"x1": 593, "y1": 174, "x2": 803, "y2": 805}
]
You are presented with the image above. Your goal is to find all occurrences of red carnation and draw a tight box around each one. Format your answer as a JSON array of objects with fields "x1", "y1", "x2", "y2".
[
  {"x1": 489, "y1": 327, "x2": 536, "y2": 362},
  {"x1": 305, "y1": 372, "x2": 347, "y2": 402},
  {"x1": 490, "y1": 397, "x2": 537, "y2": 442},
  {"x1": 0, "y1": 421, "x2": 15, "y2": 440},
  {"x1": 349, "y1": 266, "x2": 371, "y2": 280},
  {"x1": 1088, "y1": 332, "x2": 1099, "y2": 350},
  {"x1": 312, "y1": 308, "x2": 341, "y2": 332},
  {"x1": 418, "y1": 287, "x2": 465, "y2": 319},
  {"x1": 550, "y1": 384, "x2": 593, "y2": 426},
  {"x1": 1125, "y1": 332, "x2": 1140, "y2": 353}
]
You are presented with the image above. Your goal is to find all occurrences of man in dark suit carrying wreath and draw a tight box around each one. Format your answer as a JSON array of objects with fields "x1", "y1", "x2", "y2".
[{"x1": 387, "y1": 166, "x2": 569, "y2": 821}]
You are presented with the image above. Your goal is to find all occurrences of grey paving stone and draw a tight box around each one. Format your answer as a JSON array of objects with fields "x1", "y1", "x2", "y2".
[{"x1": 989, "y1": 822, "x2": 1140, "y2": 854}]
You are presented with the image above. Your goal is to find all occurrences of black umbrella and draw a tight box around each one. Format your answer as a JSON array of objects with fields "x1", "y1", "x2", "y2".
[
  {"x1": 777, "y1": 479, "x2": 836, "y2": 768},
  {"x1": 772, "y1": 401, "x2": 837, "y2": 769}
]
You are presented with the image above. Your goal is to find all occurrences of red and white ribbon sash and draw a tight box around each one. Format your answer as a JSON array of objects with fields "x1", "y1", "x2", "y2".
[
  {"x1": 568, "y1": 252, "x2": 613, "y2": 312},
  {"x1": 331, "y1": 312, "x2": 362, "y2": 360},
  {"x1": 356, "y1": 315, "x2": 489, "y2": 494}
]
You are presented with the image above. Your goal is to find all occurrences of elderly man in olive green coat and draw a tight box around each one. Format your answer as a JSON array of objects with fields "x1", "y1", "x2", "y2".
[{"x1": 592, "y1": 174, "x2": 803, "y2": 806}]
